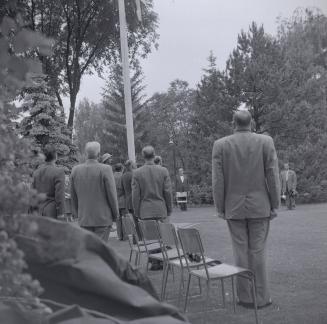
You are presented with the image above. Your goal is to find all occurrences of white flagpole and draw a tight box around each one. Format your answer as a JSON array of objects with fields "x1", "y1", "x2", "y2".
[{"x1": 118, "y1": 0, "x2": 136, "y2": 162}]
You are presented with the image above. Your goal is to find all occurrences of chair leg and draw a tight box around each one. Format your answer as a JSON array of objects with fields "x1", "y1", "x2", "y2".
[
  {"x1": 161, "y1": 262, "x2": 169, "y2": 301},
  {"x1": 251, "y1": 277, "x2": 259, "y2": 324},
  {"x1": 177, "y1": 268, "x2": 184, "y2": 308},
  {"x1": 198, "y1": 276, "x2": 202, "y2": 295},
  {"x1": 184, "y1": 274, "x2": 192, "y2": 313},
  {"x1": 204, "y1": 280, "x2": 210, "y2": 324},
  {"x1": 134, "y1": 252, "x2": 137, "y2": 265},
  {"x1": 221, "y1": 279, "x2": 226, "y2": 308},
  {"x1": 129, "y1": 250, "x2": 133, "y2": 263},
  {"x1": 231, "y1": 276, "x2": 236, "y2": 313}
]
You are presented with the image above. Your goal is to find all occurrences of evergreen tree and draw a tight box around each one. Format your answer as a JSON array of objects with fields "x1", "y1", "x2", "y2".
[
  {"x1": 101, "y1": 63, "x2": 149, "y2": 162},
  {"x1": 20, "y1": 76, "x2": 77, "y2": 172},
  {"x1": 188, "y1": 52, "x2": 234, "y2": 184}
]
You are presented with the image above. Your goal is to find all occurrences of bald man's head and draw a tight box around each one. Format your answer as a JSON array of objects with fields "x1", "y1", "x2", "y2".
[
  {"x1": 85, "y1": 141, "x2": 101, "y2": 159},
  {"x1": 233, "y1": 110, "x2": 252, "y2": 129}
]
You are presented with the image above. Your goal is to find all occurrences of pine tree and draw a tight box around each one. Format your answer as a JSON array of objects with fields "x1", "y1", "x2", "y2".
[
  {"x1": 101, "y1": 63, "x2": 149, "y2": 162},
  {"x1": 20, "y1": 76, "x2": 78, "y2": 172}
]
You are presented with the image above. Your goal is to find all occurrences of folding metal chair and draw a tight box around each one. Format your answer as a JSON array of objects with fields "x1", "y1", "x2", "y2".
[
  {"x1": 178, "y1": 228, "x2": 258, "y2": 324},
  {"x1": 122, "y1": 215, "x2": 161, "y2": 266},
  {"x1": 159, "y1": 223, "x2": 216, "y2": 304}
]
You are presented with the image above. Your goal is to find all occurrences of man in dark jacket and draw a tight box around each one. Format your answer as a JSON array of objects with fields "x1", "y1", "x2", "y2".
[
  {"x1": 175, "y1": 168, "x2": 189, "y2": 211},
  {"x1": 32, "y1": 145, "x2": 65, "y2": 219},
  {"x1": 132, "y1": 146, "x2": 172, "y2": 222},
  {"x1": 70, "y1": 142, "x2": 119, "y2": 241},
  {"x1": 114, "y1": 163, "x2": 125, "y2": 240}
]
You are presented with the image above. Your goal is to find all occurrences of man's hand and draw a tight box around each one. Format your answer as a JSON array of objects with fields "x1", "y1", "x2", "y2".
[
  {"x1": 111, "y1": 222, "x2": 117, "y2": 231},
  {"x1": 270, "y1": 209, "x2": 278, "y2": 220},
  {"x1": 217, "y1": 211, "x2": 226, "y2": 220}
]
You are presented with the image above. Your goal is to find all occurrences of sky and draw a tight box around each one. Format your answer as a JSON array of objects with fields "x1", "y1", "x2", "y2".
[{"x1": 64, "y1": 0, "x2": 327, "y2": 109}]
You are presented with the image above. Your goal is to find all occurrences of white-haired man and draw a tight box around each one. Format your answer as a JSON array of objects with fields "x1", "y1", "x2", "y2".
[{"x1": 70, "y1": 142, "x2": 119, "y2": 241}]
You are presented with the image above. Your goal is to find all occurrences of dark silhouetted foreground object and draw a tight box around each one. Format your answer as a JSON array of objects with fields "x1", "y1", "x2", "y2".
[{"x1": 15, "y1": 216, "x2": 188, "y2": 323}]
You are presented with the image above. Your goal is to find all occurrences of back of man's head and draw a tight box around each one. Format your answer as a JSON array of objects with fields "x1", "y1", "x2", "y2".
[
  {"x1": 115, "y1": 163, "x2": 123, "y2": 172},
  {"x1": 85, "y1": 142, "x2": 100, "y2": 159},
  {"x1": 233, "y1": 110, "x2": 252, "y2": 129},
  {"x1": 154, "y1": 155, "x2": 162, "y2": 165},
  {"x1": 44, "y1": 144, "x2": 57, "y2": 163},
  {"x1": 142, "y1": 146, "x2": 155, "y2": 161}
]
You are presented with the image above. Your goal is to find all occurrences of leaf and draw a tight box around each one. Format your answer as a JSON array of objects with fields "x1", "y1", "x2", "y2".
[
  {"x1": 0, "y1": 38, "x2": 10, "y2": 67},
  {"x1": 25, "y1": 59, "x2": 43, "y2": 74},
  {"x1": 12, "y1": 30, "x2": 35, "y2": 52},
  {"x1": 0, "y1": 17, "x2": 16, "y2": 36},
  {"x1": 8, "y1": 57, "x2": 29, "y2": 81}
]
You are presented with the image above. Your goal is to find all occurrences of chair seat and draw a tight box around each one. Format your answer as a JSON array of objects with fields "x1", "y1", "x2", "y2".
[
  {"x1": 169, "y1": 256, "x2": 216, "y2": 268},
  {"x1": 132, "y1": 242, "x2": 161, "y2": 253},
  {"x1": 191, "y1": 263, "x2": 250, "y2": 279},
  {"x1": 149, "y1": 248, "x2": 183, "y2": 261}
]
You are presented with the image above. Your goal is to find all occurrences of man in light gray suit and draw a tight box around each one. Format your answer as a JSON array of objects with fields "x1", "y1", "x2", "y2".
[
  {"x1": 212, "y1": 110, "x2": 280, "y2": 309},
  {"x1": 70, "y1": 142, "x2": 119, "y2": 241},
  {"x1": 132, "y1": 146, "x2": 172, "y2": 221}
]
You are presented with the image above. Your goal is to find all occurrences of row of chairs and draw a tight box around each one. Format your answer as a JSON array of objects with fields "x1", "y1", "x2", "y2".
[{"x1": 121, "y1": 215, "x2": 258, "y2": 324}]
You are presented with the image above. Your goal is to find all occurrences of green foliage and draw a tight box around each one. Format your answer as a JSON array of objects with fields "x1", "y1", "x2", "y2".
[
  {"x1": 20, "y1": 0, "x2": 159, "y2": 130},
  {"x1": 19, "y1": 76, "x2": 78, "y2": 172},
  {"x1": 146, "y1": 79, "x2": 195, "y2": 173},
  {"x1": 0, "y1": 2, "x2": 51, "y2": 310},
  {"x1": 74, "y1": 63, "x2": 149, "y2": 163}
]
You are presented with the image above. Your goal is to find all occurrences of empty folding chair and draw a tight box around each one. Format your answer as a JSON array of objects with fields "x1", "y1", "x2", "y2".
[
  {"x1": 159, "y1": 223, "x2": 217, "y2": 304},
  {"x1": 122, "y1": 215, "x2": 161, "y2": 266},
  {"x1": 178, "y1": 227, "x2": 258, "y2": 324}
]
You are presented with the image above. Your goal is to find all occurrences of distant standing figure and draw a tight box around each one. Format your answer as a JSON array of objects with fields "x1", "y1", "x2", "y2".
[
  {"x1": 154, "y1": 155, "x2": 162, "y2": 166},
  {"x1": 280, "y1": 163, "x2": 297, "y2": 210},
  {"x1": 70, "y1": 142, "x2": 119, "y2": 241},
  {"x1": 175, "y1": 168, "x2": 189, "y2": 211},
  {"x1": 114, "y1": 163, "x2": 126, "y2": 240},
  {"x1": 101, "y1": 153, "x2": 113, "y2": 165},
  {"x1": 132, "y1": 146, "x2": 172, "y2": 221},
  {"x1": 122, "y1": 160, "x2": 136, "y2": 214},
  {"x1": 32, "y1": 144, "x2": 65, "y2": 220},
  {"x1": 212, "y1": 109, "x2": 280, "y2": 309}
]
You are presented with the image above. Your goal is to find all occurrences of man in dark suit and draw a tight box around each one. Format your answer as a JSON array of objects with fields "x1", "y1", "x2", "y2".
[
  {"x1": 114, "y1": 163, "x2": 125, "y2": 240},
  {"x1": 32, "y1": 145, "x2": 65, "y2": 220},
  {"x1": 132, "y1": 146, "x2": 172, "y2": 222},
  {"x1": 212, "y1": 109, "x2": 280, "y2": 309},
  {"x1": 70, "y1": 142, "x2": 119, "y2": 241},
  {"x1": 175, "y1": 167, "x2": 189, "y2": 211},
  {"x1": 280, "y1": 163, "x2": 297, "y2": 210}
]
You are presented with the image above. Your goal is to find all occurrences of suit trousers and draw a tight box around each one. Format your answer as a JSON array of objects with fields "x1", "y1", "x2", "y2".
[
  {"x1": 81, "y1": 226, "x2": 111, "y2": 242},
  {"x1": 227, "y1": 218, "x2": 270, "y2": 306}
]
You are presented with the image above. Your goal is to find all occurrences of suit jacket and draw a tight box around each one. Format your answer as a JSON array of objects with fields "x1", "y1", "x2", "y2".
[
  {"x1": 114, "y1": 171, "x2": 125, "y2": 209},
  {"x1": 70, "y1": 159, "x2": 119, "y2": 226},
  {"x1": 212, "y1": 130, "x2": 280, "y2": 220},
  {"x1": 132, "y1": 162, "x2": 172, "y2": 220},
  {"x1": 32, "y1": 163, "x2": 65, "y2": 218},
  {"x1": 175, "y1": 174, "x2": 189, "y2": 192},
  {"x1": 280, "y1": 170, "x2": 297, "y2": 193},
  {"x1": 122, "y1": 171, "x2": 133, "y2": 211}
]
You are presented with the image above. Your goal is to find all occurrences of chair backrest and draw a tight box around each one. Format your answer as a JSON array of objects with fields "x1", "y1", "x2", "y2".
[
  {"x1": 122, "y1": 214, "x2": 136, "y2": 236},
  {"x1": 158, "y1": 223, "x2": 184, "y2": 265},
  {"x1": 158, "y1": 223, "x2": 178, "y2": 248},
  {"x1": 138, "y1": 219, "x2": 160, "y2": 242},
  {"x1": 177, "y1": 228, "x2": 209, "y2": 277},
  {"x1": 122, "y1": 214, "x2": 139, "y2": 248}
]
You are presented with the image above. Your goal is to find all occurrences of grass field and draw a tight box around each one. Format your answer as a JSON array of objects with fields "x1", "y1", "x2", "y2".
[{"x1": 109, "y1": 204, "x2": 327, "y2": 324}]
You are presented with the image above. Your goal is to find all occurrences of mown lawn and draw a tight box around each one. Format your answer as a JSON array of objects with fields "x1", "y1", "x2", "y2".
[{"x1": 109, "y1": 203, "x2": 327, "y2": 324}]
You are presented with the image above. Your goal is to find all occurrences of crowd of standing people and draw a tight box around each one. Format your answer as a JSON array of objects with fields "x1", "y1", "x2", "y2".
[{"x1": 30, "y1": 108, "x2": 299, "y2": 312}]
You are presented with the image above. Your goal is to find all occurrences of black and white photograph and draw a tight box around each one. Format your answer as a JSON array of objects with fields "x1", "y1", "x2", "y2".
[{"x1": 0, "y1": 0, "x2": 327, "y2": 323}]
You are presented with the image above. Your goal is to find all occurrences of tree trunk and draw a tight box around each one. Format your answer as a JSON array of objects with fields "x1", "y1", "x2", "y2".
[{"x1": 67, "y1": 92, "x2": 77, "y2": 137}]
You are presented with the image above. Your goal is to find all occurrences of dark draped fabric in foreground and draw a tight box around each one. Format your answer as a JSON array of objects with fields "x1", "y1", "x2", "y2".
[{"x1": 13, "y1": 216, "x2": 188, "y2": 324}]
